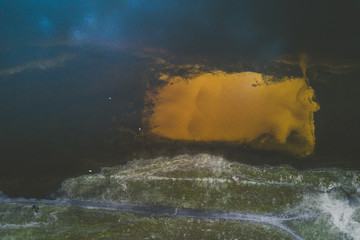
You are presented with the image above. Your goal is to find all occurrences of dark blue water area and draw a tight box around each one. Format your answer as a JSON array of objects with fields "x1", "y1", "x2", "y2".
[
  {"x1": 0, "y1": 0, "x2": 360, "y2": 198},
  {"x1": 0, "y1": 46, "x2": 151, "y2": 197},
  {"x1": 1, "y1": 0, "x2": 359, "y2": 60}
]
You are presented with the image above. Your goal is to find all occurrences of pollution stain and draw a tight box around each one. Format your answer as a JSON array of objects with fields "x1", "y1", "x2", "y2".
[{"x1": 146, "y1": 70, "x2": 319, "y2": 156}]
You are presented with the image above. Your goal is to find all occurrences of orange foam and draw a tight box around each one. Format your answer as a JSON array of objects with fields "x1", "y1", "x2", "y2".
[{"x1": 148, "y1": 71, "x2": 319, "y2": 155}]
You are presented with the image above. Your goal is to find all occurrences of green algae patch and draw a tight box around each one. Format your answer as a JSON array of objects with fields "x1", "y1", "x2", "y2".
[
  {"x1": 285, "y1": 218, "x2": 343, "y2": 240},
  {"x1": 2, "y1": 154, "x2": 360, "y2": 239},
  {"x1": 0, "y1": 202, "x2": 292, "y2": 240},
  {"x1": 61, "y1": 154, "x2": 360, "y2": 214}
]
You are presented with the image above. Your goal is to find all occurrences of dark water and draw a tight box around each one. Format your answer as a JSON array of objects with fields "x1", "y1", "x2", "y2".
[{"x1": 0, "y1": 0, "x2": 360, "y2": 198}]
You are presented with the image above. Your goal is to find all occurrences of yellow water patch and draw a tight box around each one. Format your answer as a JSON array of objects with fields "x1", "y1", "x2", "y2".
[{"x1": 147, "y1": 71, "x2": 319, "y2": 156}]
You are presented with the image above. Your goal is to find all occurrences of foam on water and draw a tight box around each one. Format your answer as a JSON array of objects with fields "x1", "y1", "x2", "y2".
[
  {"x1": 0, "y1": 222, "x2": 43, "y2": 229},
  {"x1": 0, "y1": 53, "x2": 76, "y2": 78},
  {"x1": 317, "y1": 193, "x2": 360, "y2": 240}
]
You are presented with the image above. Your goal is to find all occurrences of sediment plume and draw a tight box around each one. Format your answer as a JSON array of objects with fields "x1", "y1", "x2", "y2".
[{"x1": 146, "y1": 70, "x2": 319, "y2": 156}]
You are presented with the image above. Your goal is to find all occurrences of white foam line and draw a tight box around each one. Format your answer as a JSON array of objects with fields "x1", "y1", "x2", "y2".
[
  {"x1": 0, "y1": 222, "x2": 43, "y2": 229},
  {"x1": 0, "y1": 54, "x2": 76, "y2": 78}
]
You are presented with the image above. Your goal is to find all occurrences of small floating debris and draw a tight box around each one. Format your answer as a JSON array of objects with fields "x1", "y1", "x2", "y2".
[
  {"x1": 232, "y1": 176, "x2": 239, "y2": 182},
  {"x1": 31, "y1": 204, "x2": 39, "y2": 213}
]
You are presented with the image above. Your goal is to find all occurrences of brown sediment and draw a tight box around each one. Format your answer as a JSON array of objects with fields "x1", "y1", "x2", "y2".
[{"x1": 144, "y1": 70, "x2": 319, "y2": 156}]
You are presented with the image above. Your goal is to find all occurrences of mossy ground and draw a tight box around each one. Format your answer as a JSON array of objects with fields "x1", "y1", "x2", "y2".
[
  {"x1": 0, "y1": 203, "x2": 292, "y2": 240},
  {"x1": 61, "y1": 154, "x2": 359, "y2": 214},
  {"x1": 2, "y1": 154, "x2": 360, "y2": 239}
]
